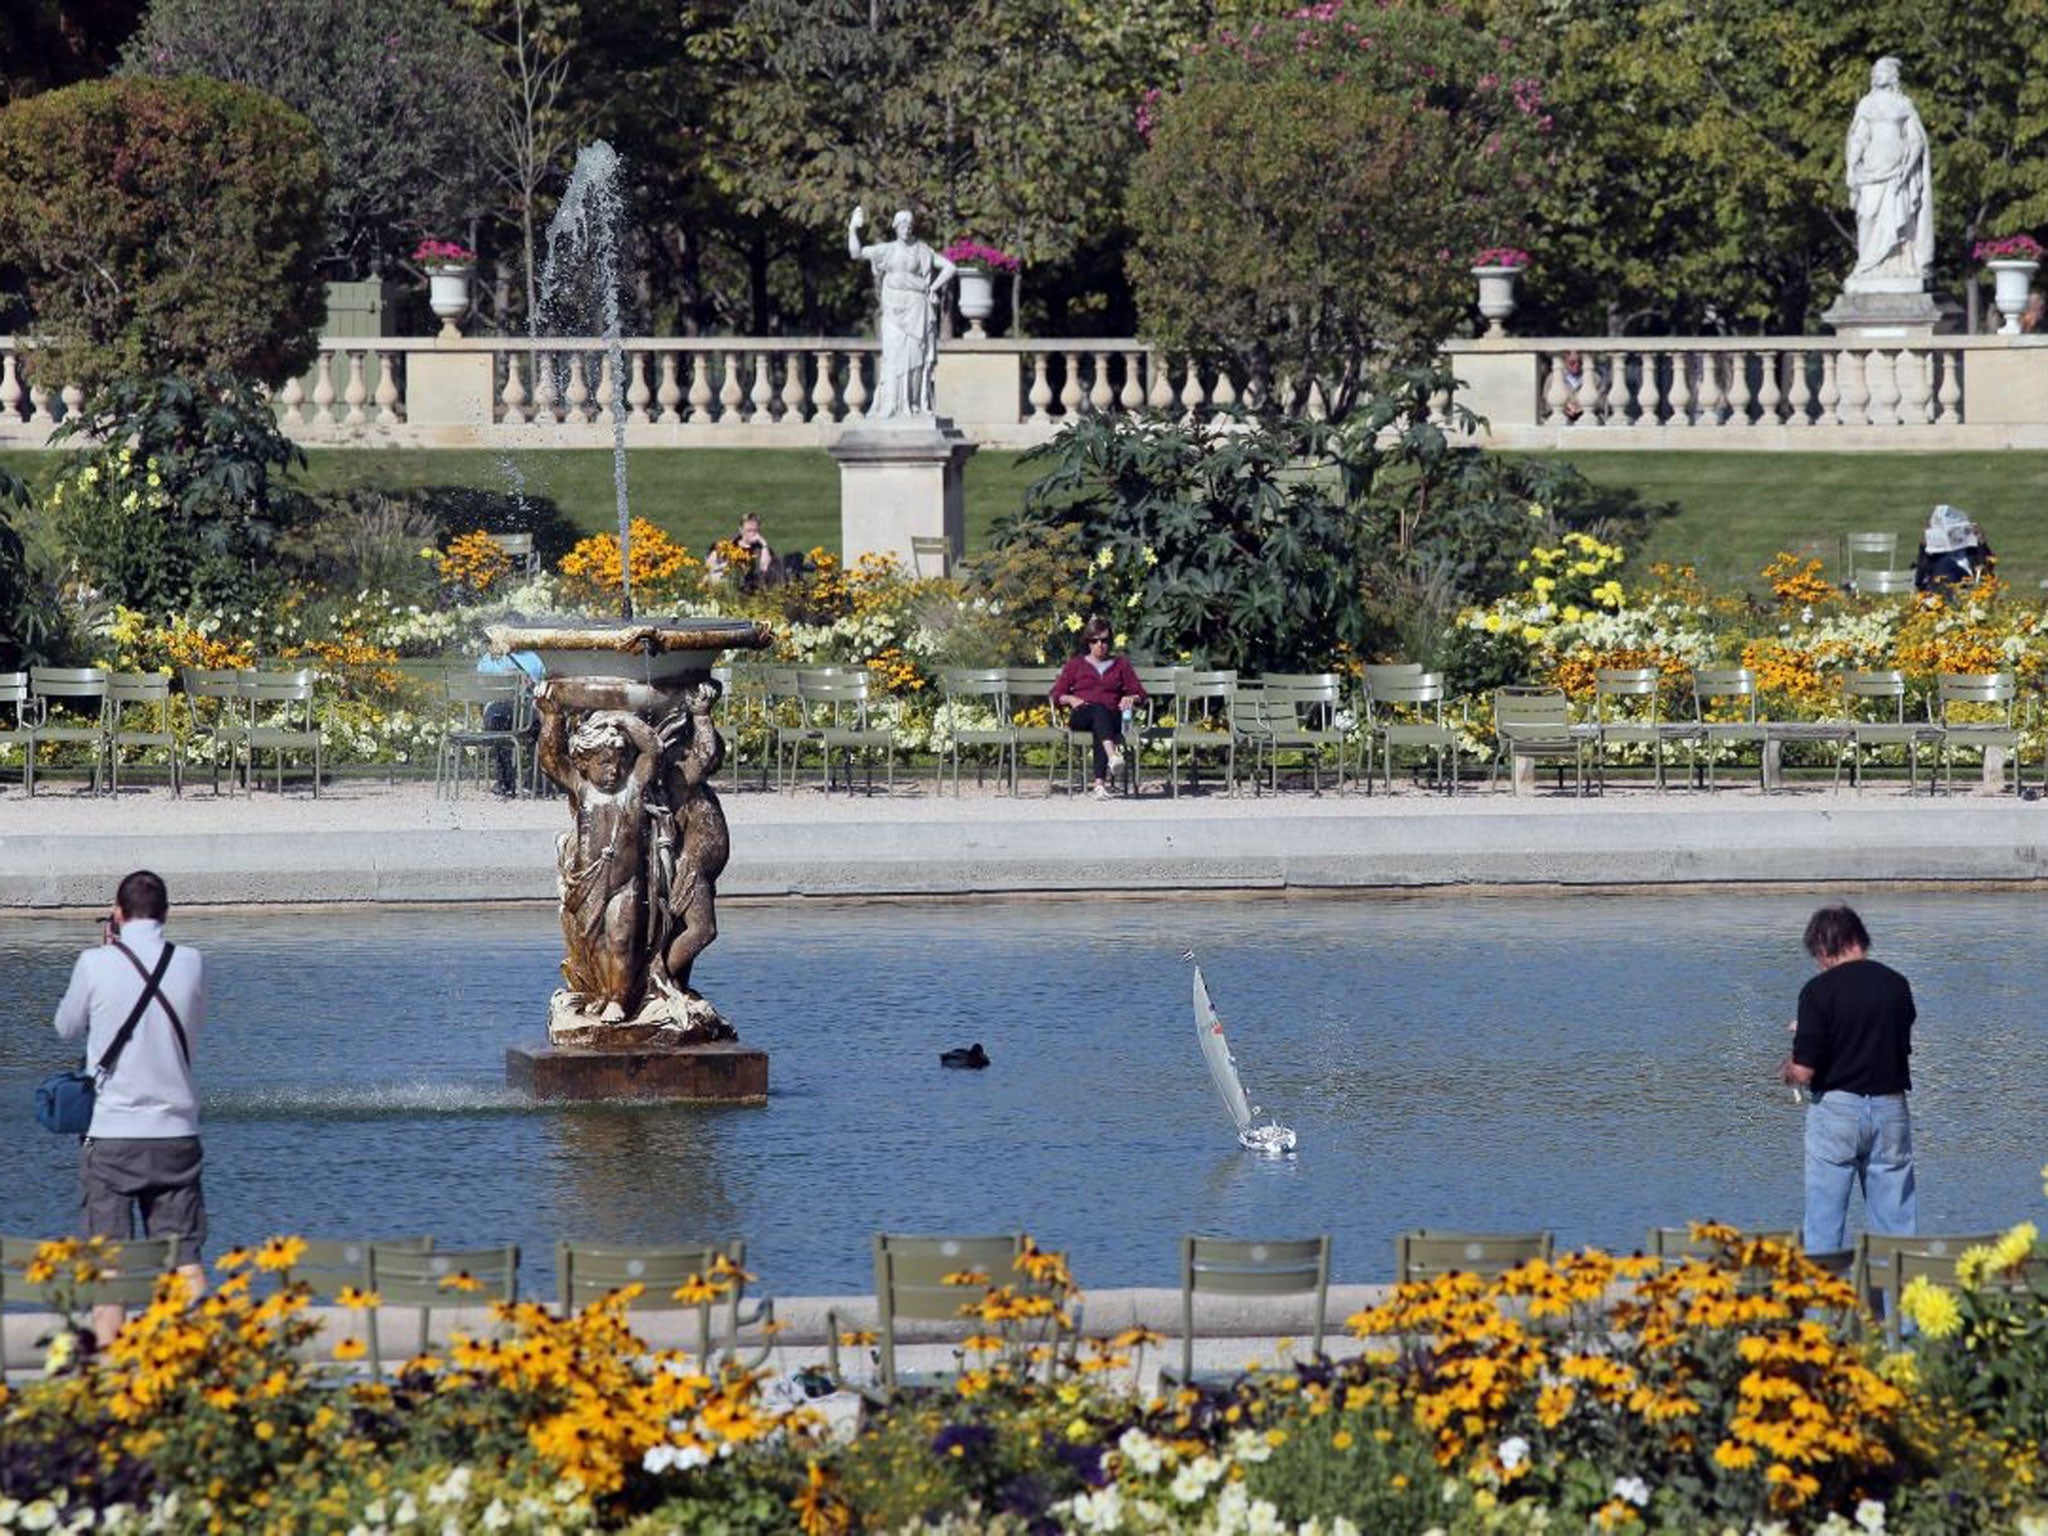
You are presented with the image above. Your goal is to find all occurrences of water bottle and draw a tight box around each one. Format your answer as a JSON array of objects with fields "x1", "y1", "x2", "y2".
[{"x1": 1121, "y1": 704, "x2": 1134, "y2": 735}]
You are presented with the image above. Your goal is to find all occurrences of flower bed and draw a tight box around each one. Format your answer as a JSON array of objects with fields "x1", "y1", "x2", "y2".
[{"x1": 8, "y1": 1224, "x2": 2048, "y2": 1532}]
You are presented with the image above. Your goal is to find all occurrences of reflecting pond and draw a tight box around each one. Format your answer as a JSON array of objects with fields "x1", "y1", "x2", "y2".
[{"x1": 4, "y1": 890, "x2": 2045, "y2": 1294}]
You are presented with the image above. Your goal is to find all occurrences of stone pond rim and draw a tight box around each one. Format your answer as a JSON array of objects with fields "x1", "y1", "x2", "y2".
[{"x1": 486, "y1": 616, "x2": 776, "y2": 682}]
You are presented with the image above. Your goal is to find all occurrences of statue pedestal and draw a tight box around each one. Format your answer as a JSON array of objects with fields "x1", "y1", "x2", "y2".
[
  {"x1": 829, "y1": 415, "x2": 975, "y2": 571},
  {"x1": 506, "y1": 1041, "x2": 768, "y2": 1104},
  {"x1": 1822, "y1": 285, "x2": 1944, "y2": 340}
]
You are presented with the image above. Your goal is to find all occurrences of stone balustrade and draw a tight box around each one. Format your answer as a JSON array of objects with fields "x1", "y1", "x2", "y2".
[{"x1": 2, "y1": 331, "x2": 2045, "y2": 451}]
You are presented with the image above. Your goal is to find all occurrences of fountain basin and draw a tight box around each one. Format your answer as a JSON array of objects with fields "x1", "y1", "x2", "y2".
[{"x1": 486, "y1": 616, "x2": 774, "y2": 684}]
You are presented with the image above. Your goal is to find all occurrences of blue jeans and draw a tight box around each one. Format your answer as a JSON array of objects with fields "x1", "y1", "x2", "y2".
[{"x1": 1803, "y1": 1090, "x2": 1916, "y2": 1254}]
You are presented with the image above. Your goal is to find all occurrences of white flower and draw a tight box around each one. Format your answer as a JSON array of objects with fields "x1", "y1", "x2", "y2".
[
  {"x1": 19, "y1": 1501, "x2": 59, "y2": 1532},
  {"x1": 1063, "y1": 1486, "x2": 1124, "y2": 1534},
  {"x1": 1855, "y1": 1501, "x2": 1887, "y2": 1533},
  {"x1": 1227, "y1": 1426, "x2": 1273, "y2": 1464},
  {"x1": 1169, "y1": 1454, "x2": 1223, "y2": 1504},
  {"x1": 481, "y1": 1499, "x2": 512, "y2": 1532},
  {"x1": 1498, "y1": 1435, "x2": 1529, "y2": 1470},
  {"x1": 1117, "y1": 1427, "x2": 1165, "y2": 1474},
  {"x1": 425, "y1": 1466, "x2": 472, "y2": 1508},
  {"x1": 1613, "y1": 1475, "x2": 1651, "y2": 1507}
]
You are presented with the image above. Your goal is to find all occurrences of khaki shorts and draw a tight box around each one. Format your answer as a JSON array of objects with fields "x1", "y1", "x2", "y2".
[{"x1": 80, "y1": 1136, "x2": 206, "y2": 1264}]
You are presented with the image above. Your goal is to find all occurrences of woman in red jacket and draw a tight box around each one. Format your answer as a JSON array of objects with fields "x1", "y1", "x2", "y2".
[{"x1": 1050, "y1": 616, "x2": 1147, "y2": 801}]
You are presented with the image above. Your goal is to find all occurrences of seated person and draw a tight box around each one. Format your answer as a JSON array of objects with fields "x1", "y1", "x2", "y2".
[
  {"x1": 1557, "y1": 349, "x2": 1587, "y2": 420},
  {"x1": 706, "y1": 513, "x2": 777, "y2": 586},
  {"x1": 476, "y1": 649, "x2": 545, "y2": 795},
  {"x1": 1913, "y1": 504, "x2": 1994, "y2": 590},
  {"x1": 1050, "y1": 617, "x2": 1147, "y2": 802}
]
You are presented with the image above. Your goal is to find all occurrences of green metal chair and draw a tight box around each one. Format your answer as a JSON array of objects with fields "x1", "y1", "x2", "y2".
[
  {"x1": 1394, "y1": 1229, "x2": 1553, "y2": 1285},
  {"x1": 940, "y1": 668, "x2": 1017, "y2": 794},
  {"x1": 1645, "y1": 1226, "x2": 1797, "y2": 1263},
  {"x1": 104, "y1": 672, "x2": 181, "y2": 796},
  {"x1": 1856, "y1": 567, "x2": 1916, "y2": 596},
  {"x1": 1839, "y1": 670, "x2": 1937, "y2": 792},
  {"x1": 1001, "y1": 667, "x2": 1068, "y2": 794},
  {"x1": 179, "y1": 667, "x2": 250, "y2": 795},
  {"x1": 280, "y1": 1236, "x2": 433, "y2": 1303},
  {"x1": 1168, "y1": 1234, "x2": 1330, "y2": 1386},
  {"x1": 1936, "y1": 671, "x2": 2022, "y2": 795},
  {"x1": 1843, "y1": 531, "x2": 1900, "y2": 590},
  {"x1": 437, "y1": 669, "x2": 526, "y2": 799},
  {"x1": 1492, "y1": 686, "x2": 1585, "y2": 794},
  {"x1": 1592, "y1": 667, "x2": 1668, "y2": 791},
  {"x1": 720, "y1": 661, "x2": 773, "y2": 787},
  {"x1": 1370, "y1": 672, "x2": 1461, "y2": 794},
  {"x1": 26, "y1": 666, "x2": 108, "y2": 795},
  {"x1": 826, "y1": 1232, "x2": 1037, "y2": 1402},
  {"x1": 240, "y1": 669, "x2": 324, "y2": 795},
  {"x1": 1853, "y1": 1231, "x2": 2002, "y2": 1337},
  {"x1": 2, "y1": 1235, "x2": 181, "y2": 1376},
  {"x1": 0, "y1": 672, "x2": 34, "y2": 794},
  {"x1": 1162, "y1": 670, "x2": 1237, "y2": 797},
  {"x1": 365, "y1": 1243, "x2": 519, "y2": 1379},
  {"x1": 1237, "y1": 675, "x2": 1348, "y2": 795},
  {"x1": 1689, "y1": 667, "x2": 1768, "y2": 790},
  {"x1": 556, "y1": 1239, "x2": 774, "y2": 1369},
  {"x1": 792, "y1": 671, "x2": 895, "y2": 794},
  {"x1": 1122, "y1": 664, "x2": 1180, "y2": 795}
]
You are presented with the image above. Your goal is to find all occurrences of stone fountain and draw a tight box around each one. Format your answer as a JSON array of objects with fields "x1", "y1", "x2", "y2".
[{"x1": 498, "y1": 616, "x2": 774, "y2": 1102}]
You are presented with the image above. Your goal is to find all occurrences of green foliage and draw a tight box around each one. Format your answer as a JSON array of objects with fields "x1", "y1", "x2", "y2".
[
  {"x1": 999, "y1": 412, "x2": 1373, "y2": 674},
  {"x1": 121, "y1": 0, "x2": 496, "y2": 277},
  {"x1": 1128, "y1": 4, "x2": 1547, "y2": 410},
  {"x1": 0, "y1": 76, "x2": 327, "y2": 389},
  {"x1": 0, "y1": 0, "x2": 145, "y2": 103},
  {"x1": 50, "y1": 371, "x2": 310, "y2": 609},
  {"x1": 0, "y1": 463, "x2": 57, "y2": 670}
]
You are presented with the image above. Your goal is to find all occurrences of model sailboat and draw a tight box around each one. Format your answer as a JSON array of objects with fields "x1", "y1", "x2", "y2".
[{"x1": 1186, "y1": 952, "x2": 1297, "y2": 1155}]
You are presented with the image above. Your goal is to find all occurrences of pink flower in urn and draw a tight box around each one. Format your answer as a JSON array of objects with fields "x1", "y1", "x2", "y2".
[
  {"x1": 1472, "y1": 246, "x2": 1532, "y2": 269},
  {"x1": 940, "y1": 239, "x2": 1021, "y2": 273},
  {"x1": 1973, "y1": 233, "x2": 2045, "y2": 263},
  {"x1": 413, "y1": 238, "x2": 476, "y2": 271}
]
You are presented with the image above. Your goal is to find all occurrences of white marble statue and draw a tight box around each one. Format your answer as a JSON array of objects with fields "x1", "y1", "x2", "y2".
[
  {"x1": 1845, "y1": 56, "x2": 1934, "y2": 285},
  {"x1": 848, "y1": 206, "x2": 955, "y2": 417}
]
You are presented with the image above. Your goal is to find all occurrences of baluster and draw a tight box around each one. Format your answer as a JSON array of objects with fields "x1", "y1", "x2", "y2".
[
  {"x1": 57, "y1": 381, "x2": 83, "y2": 425},
  {"x1": 780, "y1": 348, "x2": 807, "y2": 421},
  {"x1": 531, "y1": 351, "x2": 560, "y2": 423},
  {"x1": 627, "y1": 352, "x2": 653, "y2": 424},
  {"x1": 1120, "y1": 350, "x2": 1145, "y2": 414},
  {"x1": 307, "y1": 352, "x2": 336, "y2": 426},
  {"x1": 499, "y1": 352, "x2": 528, "y2": 426},
  {"x1": 0, "y1": 352, "x2": 21, "y2": 424},
  {"x1": 1936, "y1": 349, "x2": 1963, "y2": 424},
  {"x1": 1675, "y1": 351, "x2": 1699, "y2": 427},
  {"x1": 339, "y1": 350, "x2": 368, "y2": 426},
  {"x1": 27, "y1": 382, "x2": 55, "y2": 427},
  {"x1": 594, "y1": 353, "x2": 617, "y2": 424},
  {"x1": 656, "y1": 352, "x2": 682, "y2": 424},
  {"x1": 1057, "y1": 351, "x2": 1082, "y2": 416},
  {"x1": 748, "y1": 351, "x2": 773, "y2": 421},
  {"x1": 1701, "y1": 353, "x2": 1728, "y2": 426},
  {"x1": 1867, "y1": 349, "x2": 1901, "y2": 426},
  {"x1": 1838, "y1": 350, "x2": 1870, "y2": 427},
  {"x1": 1544, "y1": 354, "x2": 1570, "y2": 422},
  {"x1": 277, "y1": 374, "x2": 305, "y2": 428},
  {"x1": 564, "y1": 353, "x2": 591, "y2": 423},
  {"x1": 1428, "y1": 377, "x2": 1452, "y2": 426},
  {"x1": 717, "y1": 350, "x2": 744, "y2": 424},
  {"x1": 374, "y1": 350, "x2": 401, "y2": 425},
  {"x1": 1027, "y1": 353, "x2": 1053, "y2": 419},
  {"x1": 685, "y1": 353, "x2": 712, "y2": 423},
  {"x1": 1213, "y1": 369, "x2": 1238, "y2": 414},
  {"x1": 843, "y1": 352, "x2": 869, "y2": 420},
  {"x1": 1897, "y1": 348, "x2": 1931, "y2": 425},
  {"x1": 1089, "y1": 351, "x2": 1115, "y2": 413},
  {"x1": 1786, "y1": 351, "x2": 1814, "y2": 427},
  {"x1": 811, "y1": 350, "x2": 838, "y2": 422},
  {"x1": 1725, "y1": 351, "x2": 1752, "y2": 426},
  {"x1": 1180, "y1": 359, "x2": 1204, "y2": 422},
  {"x1": 1755, "y1": 350, "x2": 1782, "y2": 425},
  {"x1": 1644, "y1": 351, "x2": 1672, "y2": 425},
  {"x1": 1573, "y1": 357, "x2": 1600, "y2": 425},
  {"x1": 1816, "y1": 352, "x2": 1841, "y2": 426},
  {"x1": 1146, "y1": 353, "x2": 1173, "y2": 411}
]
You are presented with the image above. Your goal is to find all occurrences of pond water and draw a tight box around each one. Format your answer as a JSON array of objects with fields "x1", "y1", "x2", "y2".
[{"x1": 4, "y1": 890, "x2": 2045, "y2": 1296}]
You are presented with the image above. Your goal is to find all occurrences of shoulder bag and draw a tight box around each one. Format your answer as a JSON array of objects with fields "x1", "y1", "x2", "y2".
[{"x1": 34, "y1": 942, "x2": 181, "y2": 1136}]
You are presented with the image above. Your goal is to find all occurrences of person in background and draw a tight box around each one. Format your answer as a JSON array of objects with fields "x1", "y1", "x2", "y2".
[
  {"x1": 477, "y1": 648, "x2": 545, "y2": 795},
  {"x1": 54, "y1": 869, "x2": 207, "y2": 1346},
  {"x1": 1050, "y1": 616, "x2": 1147, "y2": 802},
  {"x1": 706, "y1": 513, "x2": 777, "y2": 587},
  {"x1": 1913, "y1": 504, "x2": 1994, "y2": 590},
  {"x1": 2021, "y1": 292, "x2": 2046, "y2": 334},
  {"x1": 1782, "y1": 903, "x2": 1916, "y2": 1258}
]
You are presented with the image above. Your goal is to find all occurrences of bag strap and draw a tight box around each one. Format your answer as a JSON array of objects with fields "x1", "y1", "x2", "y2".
[{"x1": 96, "y1": 941, "x2": 185, "y2": 1080}]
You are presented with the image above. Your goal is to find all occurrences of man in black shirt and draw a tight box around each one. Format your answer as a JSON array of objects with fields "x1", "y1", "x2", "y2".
[{"x1": 1782, "y1": 903, "x2": 1916, "y2": 1254}]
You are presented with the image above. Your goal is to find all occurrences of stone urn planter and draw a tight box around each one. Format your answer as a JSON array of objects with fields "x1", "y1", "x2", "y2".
[
  {"x1": 427, "y1": 268, "x2": 473, "y2": 338},
  {"x1": 1988, "y1": 258, "x2": 2039, "y2": 334},
  {"x1": 1472, "y1": 264, "x2": 1524, "y2": 338},
  {"x1": 955, "y1": 266, "x2": 996, "y2": 339}
]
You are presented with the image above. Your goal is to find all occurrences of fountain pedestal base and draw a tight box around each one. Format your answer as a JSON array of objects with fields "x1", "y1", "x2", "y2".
[{"x1": 506, "y1": 1041, "x2": 768, "y2": 1103}]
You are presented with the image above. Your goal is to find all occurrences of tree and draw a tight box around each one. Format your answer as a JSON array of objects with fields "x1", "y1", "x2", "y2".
[
  {"x1": 121, "y1": 0, "x2": 496, "y2": 277},
  {"x1": 0, "y1": 0, "x2": 146, "y2": 103},
  {"x1": 0, "y1": 77, "x2": 328, "y2": 389},
  {"x1": 1126, "y1": 4, "x2": 1548, "y2": 413}
]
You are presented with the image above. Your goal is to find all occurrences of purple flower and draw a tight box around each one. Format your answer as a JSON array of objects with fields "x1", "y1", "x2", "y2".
[{"x1": 931, "y1": 1422, "x2": 996, "y2": 1460}]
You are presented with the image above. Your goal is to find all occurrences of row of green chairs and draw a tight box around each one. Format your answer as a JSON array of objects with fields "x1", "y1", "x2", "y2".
[{"x1": 1497, "y1": 667, "x2": 2023, "y2": 796}]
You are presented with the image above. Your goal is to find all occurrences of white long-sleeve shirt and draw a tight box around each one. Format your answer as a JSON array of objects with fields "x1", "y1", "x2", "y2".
[{"x1": 53, "y1": 919, "x2": 205, "y2": 1138}]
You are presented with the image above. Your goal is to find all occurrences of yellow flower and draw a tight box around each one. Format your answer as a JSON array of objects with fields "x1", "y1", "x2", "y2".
[
  {"x1": 1899, "y1": 1275, "x2": 1962, "y2": 1339},
  {"x1": 1096, "y1": 546, "x2": 1115, "y2": 569},
  {"x1": 1483, "y1": 614, "x2": 1503, "y2": 633},
  {"x1": 1522, "y1": 625, "x2": 1545, "y2": 644},
  {"x1": 1331, "y1": 1429, "x2": 1354, "y2": 1450},
  {"x1": 1562, "y1": 605, "x2": 1583, "y2": 623},
  {"x1": 333, "y1": 1337, "x2": 367, "y2": 1362},
  {"x1": 1064, "y1": 613, "x2": 1083, "y2": 632},
  {"x1": 251, "y1": 1236, "x2": 307, "y2": 1273}
]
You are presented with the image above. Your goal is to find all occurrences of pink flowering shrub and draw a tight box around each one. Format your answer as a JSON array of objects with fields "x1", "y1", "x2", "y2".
[{"x1": 941, "y1": 238, "x2": 1021, "y2": 273}]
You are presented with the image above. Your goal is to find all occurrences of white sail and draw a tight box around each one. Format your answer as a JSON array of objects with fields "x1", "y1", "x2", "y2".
[{"x1": 1193, "y1": 963, "x2": 1256, "y2": 1133}]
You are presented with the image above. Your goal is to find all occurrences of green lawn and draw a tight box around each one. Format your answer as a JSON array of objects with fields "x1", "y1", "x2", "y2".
[{"x1": 8, "y1": 444, "x2": 2046, "y2": 592}]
